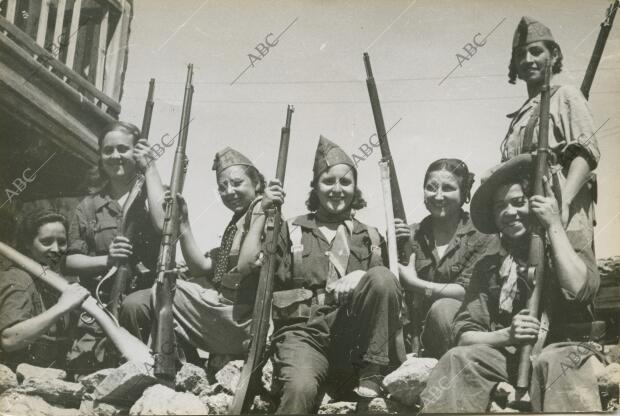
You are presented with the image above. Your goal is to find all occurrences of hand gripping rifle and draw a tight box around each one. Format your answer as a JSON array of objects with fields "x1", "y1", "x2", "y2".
[
  {"x1": 106, "y1": 79, "x2": 155, "y2": 319},
  {"x1": 581, "y1": 0, "x2": 619, "y2": 99},
  {"x1": 0, "y1": 241, "x2": 153, "y2": 364},
  {"x1": 516, "y1": 63, "x2": 552, "y2": 393},
  {"x1": 153, "y1": 65, "x2": 193, "y2": 381},
  {"x1": 229, "y1": 105, "x2": 294, "y2": 414},
  {"x1": 364, "y1": 52, "x2": 417, "y2": 355}
]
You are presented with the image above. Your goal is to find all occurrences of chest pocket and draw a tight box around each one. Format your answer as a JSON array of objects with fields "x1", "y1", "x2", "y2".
[{"x1": 93, "y1": 217, "x2": 119, "y2": 254}]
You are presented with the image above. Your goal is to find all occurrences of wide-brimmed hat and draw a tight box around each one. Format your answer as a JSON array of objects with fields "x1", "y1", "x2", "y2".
[{"x1": 471, "y1": 154, "x2": 532, "y2": 234}]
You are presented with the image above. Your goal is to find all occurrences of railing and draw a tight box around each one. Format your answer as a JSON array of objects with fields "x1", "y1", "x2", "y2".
[{"x1": 0, "y1": 0, "x2": 131, "y2": 116}]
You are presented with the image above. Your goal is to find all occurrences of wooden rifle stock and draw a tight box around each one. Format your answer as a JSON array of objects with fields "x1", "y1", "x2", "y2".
[
  {"x1": 581, "y1": 0, "x2": 619, "y2": 99},
  {"x1": 153, "y1": 66, "x2": 193, "y2": 381},
  {"x1": 516, "y1": 63, "x2": 552, "y2": 391},
  {"x1": 108, "y1": 79, "x2": 156, "y2": 319},
  {"x1": 0, "y1": 241, "x2": 152, "y2": 364},
  {"x1": 229, "y1": 105, "x2": 294, "y2": 414}
]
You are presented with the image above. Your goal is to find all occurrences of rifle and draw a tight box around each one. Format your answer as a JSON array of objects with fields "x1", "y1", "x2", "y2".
[
  {"x1": 581, "y1": 0, "x2": 619, "y2": 99},
  {"x1": 379, "y1": 159, "x2": 399, "y2": 279},
  {"x1": 153, "y1": 65, "x2": 193, "y2": 381},
  {"x1": 229, "y1": 105, "x2": 294, "y2": 414},
  {"x1": 516, "y1": 63, "x2": 552, "y2": 392},
  {"x1": 0, "y1": 241, "x2": 152, "y2": 364},
  {"x1": 364, "y1": 52, "x2": 418, "y2": 354},
  {"x1": 107, "y1": 78, "x2": 155, "y2": 319}
]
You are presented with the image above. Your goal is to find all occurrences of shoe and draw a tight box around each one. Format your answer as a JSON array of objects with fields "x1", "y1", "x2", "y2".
[{"x1": 354, "y1": 374, "x2": 383, "y2": 400}]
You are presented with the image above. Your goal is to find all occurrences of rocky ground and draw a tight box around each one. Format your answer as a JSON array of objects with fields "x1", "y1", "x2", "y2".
[{"x1": 0, "y1": 256, "x2": 618, "y2": 415}]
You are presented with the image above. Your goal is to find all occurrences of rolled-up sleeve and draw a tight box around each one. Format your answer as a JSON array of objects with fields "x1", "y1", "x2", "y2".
[
  {"x1": 67, "y1": 202, "x2": 89, "y2": 256},
  {"x1": 0, "y1": 272, "x2": 36, "y2": 335},
  {"x1": 559, "y1": 229, "x2": 600, "y2": 304},
  {"x1": 557, "y1": 85, "x2": 600, "y2": 169}
]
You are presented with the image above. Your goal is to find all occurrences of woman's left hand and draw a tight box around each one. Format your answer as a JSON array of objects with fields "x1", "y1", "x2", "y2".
[
  {"x1": 133, "y1": 139, "x2": 153, "y2": 172},
  {"x1": 530, "y1": 177, "x2": 562, "y2": 230},
  {"x1": 330, "y1": 270, "x2": 365, "y2": 306},
  {"x1": 261, "y1": 179, "x2": 285, "y2": 211}
]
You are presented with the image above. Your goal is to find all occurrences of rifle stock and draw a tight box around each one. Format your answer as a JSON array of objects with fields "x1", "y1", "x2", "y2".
[
  {"x1": 516, "y1": 63, "x2": 552, "y2": 391},
  {"x1": 107, "y1": 79, "x2": 156, "y2": 319},
  {"x1": 0, "y1": 241, "x2": 152, "y2": 364},
  {"x1": 228, "y1": 105, "x2": 294, "y2": 414},
  {"x1": 153, "y1": 66, "x2": 193, "y2": 381},
  {"x1": 581, "y1": 0, "x2": 619, "y2": 99}
]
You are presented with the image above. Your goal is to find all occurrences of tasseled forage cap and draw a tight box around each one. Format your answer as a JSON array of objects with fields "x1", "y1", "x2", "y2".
[
  {"x1": 212, "y1": 147, "x2": 255, "y2": 174},
  {"x1": 313, "y1": 135, "x2": 355, "y2": 179},
  {"x1": 512, "y1": 16, "x2": 556, "y2": 50}
]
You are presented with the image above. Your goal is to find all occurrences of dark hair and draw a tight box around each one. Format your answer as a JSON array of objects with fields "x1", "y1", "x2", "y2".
[
  {"x1": 0, "y1": 207, "x2": 16, "y2": 245},
  {"x1": 89, "y1": 121, "x2": 142, "y2": 193},
  {"x1": 508, "y1": 40, "x2": 563, "y2": 84},
  {"x1": 424, "y1": 158, "x2": 475, "y2": 204},
  {"x1": 17, "y1": 209, "x2": 68, "y2": 253},
  {"x1": 244, "y1": 166, "x2": 266, "y2": 194},
  {"x1": 305, "y1": 168, "x2": 367, "y2": 212}
]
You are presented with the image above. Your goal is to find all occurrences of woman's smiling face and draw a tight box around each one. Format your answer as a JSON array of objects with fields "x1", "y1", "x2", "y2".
[
  {"x1": 493, "y1": 182, "x2": 530, "y2": 239},
  {"x1": 217, "y1": 165, "x2": 259, "y2": 215},
  {"x1": 315, "y1": 164, "x2": 356, "y2": 218},
  {"x1": 424, "y1": 170, "x2": 462, "y2": 220}
]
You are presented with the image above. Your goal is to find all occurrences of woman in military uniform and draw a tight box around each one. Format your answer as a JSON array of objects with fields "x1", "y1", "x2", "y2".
[
  {"x1": 501, "y1": 16, "x2": 600, "y2": 248},
  {"x1": 270, "y1": 136, "x2": 403, "y2": 414},
  {"x1": 395, "y1": 159, "x2": 496, "y2": 358},
  {"x1": 66, "y1": 121, "x2": 165, "y2": 293},
  {"x1": 0, "y1": 209, "x2": 89, "y2": 371},
  {"x1": 120, "y1": 147, "x2": 285, "y2": 356}
]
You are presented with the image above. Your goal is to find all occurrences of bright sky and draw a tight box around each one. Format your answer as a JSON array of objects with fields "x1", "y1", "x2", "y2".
[{"x1": 119, "y1": 0, "x2": 620, "y2": 257}]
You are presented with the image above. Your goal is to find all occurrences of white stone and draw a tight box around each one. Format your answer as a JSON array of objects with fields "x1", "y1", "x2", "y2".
[
  {"x1": 382, "y1": 356, "x2": 438, "y2": 407},
  {"x1": 129, "y1": 384, "x2": 208, "y2": 415},
  {"x1": 93, "y1": 361, "x2": 157, "y2": 406},
  {"x1": 16, "y1": 377, "x2": 83, "y2": 407},
  {"x1": 0, "y1": 390, "x2": 80, "y2": 416},
  {"x1": 0, "y1": 364, "x2": 17, "y2": 394},
  {"x1": 16, "y1": 364, "x2": 67, "y2": 383}
]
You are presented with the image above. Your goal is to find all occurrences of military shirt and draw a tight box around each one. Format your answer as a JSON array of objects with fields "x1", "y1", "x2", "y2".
[
  {"x1": 0, "y1": 267, "x2": 71, "y2": 370},
  {"x1": 453, "y1": 232, "x2": 600, "y2": 345}
]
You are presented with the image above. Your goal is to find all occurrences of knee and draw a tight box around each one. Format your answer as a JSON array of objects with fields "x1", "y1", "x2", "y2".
[
  {"x1": 119, "y1": 290, "x2": 151, "y2": 322},
  {"x1": 280, "y1": 372, "x2": 320, "y2": 401},
  {"x1": 426, "y1": 298, "x2": 461, "y2": 328},
  {"x1": 442, "y1": 345, "x2": 476, "y2": 365},
  {"x1": 365, "y1": 266, "x2": 399, "y2": 295}
]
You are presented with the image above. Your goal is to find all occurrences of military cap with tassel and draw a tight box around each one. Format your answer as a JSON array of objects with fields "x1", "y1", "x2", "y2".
[
  {"x1": 212, "y1": 147, "x2": 255, "y2": 175},
  {"x1": 512, "y1": 16, "x2": 557, "y2": 50},
  {"x1": 313, "y1": 135, "x2": 355, "y2": 179}
]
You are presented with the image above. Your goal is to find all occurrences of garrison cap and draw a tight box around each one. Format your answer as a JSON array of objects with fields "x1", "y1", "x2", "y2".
[
  {"x1": 313, "y1": 135, "x2": 355, "y2": 179},
  {"x1": 512, "y1": 16, "x2": 555, "y2": 50},
  {"x1": 212, "y1": 147, "x2": 255, "y2": 174},
  {"x1": 471, "y1": 154, "x2": 532, "y2": 234}
]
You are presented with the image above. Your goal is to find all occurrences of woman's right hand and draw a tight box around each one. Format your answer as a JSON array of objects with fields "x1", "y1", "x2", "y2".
[
  {"x1": 107, "y1": 236, "x2": 133, "y2": 265},
  {"x1": 394, "y1": 218, "x2": 410, "y2": 241},
  {"x1": 175, "y1": 192, "x2": 190, "y2": 228},
  {"x1": 57, "y1": 283, "x2": 90, "y2": 311},
  {"x1": 508, "y1": 309, "x2": 540, "y2": 345}
]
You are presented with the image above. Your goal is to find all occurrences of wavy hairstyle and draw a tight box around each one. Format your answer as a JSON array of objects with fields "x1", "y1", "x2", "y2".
[
  {"x1": 424, "y1": 158, "x2": 475, "y2": 205},
  {"x1": 17, "y1": 209, "x2": 69, "y2": 253}
]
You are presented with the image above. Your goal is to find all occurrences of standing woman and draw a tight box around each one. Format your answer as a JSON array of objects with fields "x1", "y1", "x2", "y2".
[
  {"x1": 395, "y1": 159, "x2": 496, "y2": 359},
  {"x1": 270, "y1": 136, "x2": 403, "y2": 414},
  {"x1": 120, "y1": 147, "x2": 285, "y2": 356},
  {"x1": 66, "y1": 121, "x2": 165, "y2": 293},
  {"x1": 501, "y1": 17, "x2": 600, "y2": 246}
]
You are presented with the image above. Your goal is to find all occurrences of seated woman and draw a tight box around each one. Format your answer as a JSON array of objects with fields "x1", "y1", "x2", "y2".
[
  {"x1": 419, "y1": 154, "x2": 603, "y2": 412},
  {"x1": 270, "y1": 136, "x2": 403, "y2": 414},
  {"x1": 395, "y1": 159, "x2": 496, "y2": 358},
  {"x1": 0, "y1": 209, "x2": 89, "y2": 371},
  {"x1": 66, "y1": 121, "x2": 164, "y2": 294},
  {"x1": 120, "y1": 147, "x2": 285, "y2": 357}
]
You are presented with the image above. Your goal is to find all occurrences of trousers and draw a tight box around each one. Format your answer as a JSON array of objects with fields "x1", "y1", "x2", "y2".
[
  {"x1": 419, "y1": 342, "x2": 604, "y2": 413},
  {"x1": 420, "y1": 297, "x2": 461, "y2": 359},
  {"x1": 271, "y1": 266, "x2": 403, "y2": 414}
]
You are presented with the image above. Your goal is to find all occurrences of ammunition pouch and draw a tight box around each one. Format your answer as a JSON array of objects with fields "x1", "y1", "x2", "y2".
[
  {"x1": 219, "y1": 271, "x2": 245, "y2": 304},
  {"x1": 272, "y1": 288, "x2": 314, "y2": 322}
]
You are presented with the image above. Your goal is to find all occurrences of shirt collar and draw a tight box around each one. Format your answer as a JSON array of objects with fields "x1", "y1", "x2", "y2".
[{"x1": 292, "y1": 213, "x2": 360, "y2": 235}]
